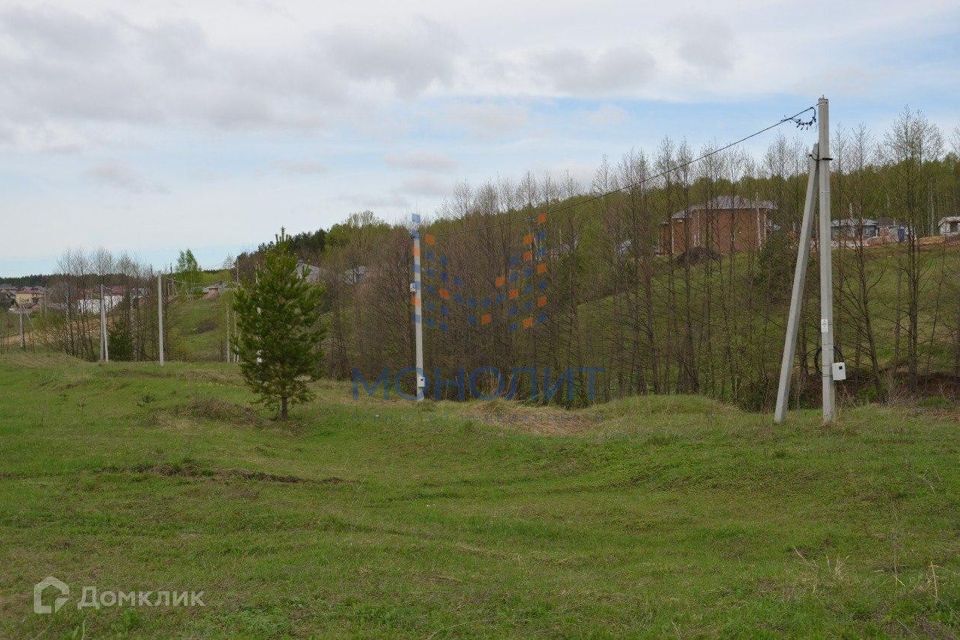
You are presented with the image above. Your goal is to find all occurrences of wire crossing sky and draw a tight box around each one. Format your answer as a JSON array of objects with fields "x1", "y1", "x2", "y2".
[{"x1": 0, "y1": 0, "x2": 958, "y2": 276}]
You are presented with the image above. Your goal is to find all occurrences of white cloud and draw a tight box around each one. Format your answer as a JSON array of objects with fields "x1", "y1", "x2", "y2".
[
  {"x1": 86, "y1": 162, "x2": 167, "y2": 194},
  {"x1": 532, "y1": 46, "x2": 656, "y2": 95},
  {"x1": 0, "y1": 6, "x2": 460, "y2": 138},
  {"x1": 673, "y1": 17, "x2": 737, "y2": 74},
  {"x1": 384, "y1": 150, "x2": 457, "y2": 171},
  {"x1": 321, "y1": 18, "x2": 460, "y2": 98},
  {"x1": 274, "y1": 161, "x2": 327, "y2": 175},
  {"x1": 394, "y1": 174, "x2": 452, "y2": 197},
  {"x1": 445, "y1": 102, "x2": 530, "y2": 138}
]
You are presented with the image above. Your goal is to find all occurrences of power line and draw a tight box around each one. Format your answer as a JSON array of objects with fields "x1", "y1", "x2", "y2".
[{"x1": 417, "y1": 105, "x2": 817, "y2": 241}]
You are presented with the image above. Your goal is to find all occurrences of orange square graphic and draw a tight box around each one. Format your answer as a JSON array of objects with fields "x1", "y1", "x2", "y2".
[
  {"x1": 424, "y1": 234, "x2": 436, "y2": 246},
  {"x1": 495, "y1": 276, "x2": 506, "y2": 287},
  {"x1": 523, "y1": 233, "x2": 533, "y2": 245},
  {"x1": 508, "y1": 289, "x2": 519, "y2": 300},
  {"x1": 522, "y1": 317, "x2": 534, "y2": 329},
  {"x1": 480, "y1": 313, "x2": 492, "y2": 325},
  {"x1": 537, "y1": 212, "x2": 547, "y2": 224},
  {"x1": 536, "y1": 263, "x2": 548, "y2": 274},
  {"x1": 537, "y1": 295, "x2": 547, "y2": 308},
  {"x1": 522, "y1": 250, "x2": 533, "y2": 262},
  {"x1": 439, "y1": 288, "x2": 450, "y2": 300}
]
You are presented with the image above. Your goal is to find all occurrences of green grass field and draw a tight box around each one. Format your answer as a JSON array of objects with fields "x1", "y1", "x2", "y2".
[{"x1": 1, "y1": 353, "x2": 958, "y2": 638}]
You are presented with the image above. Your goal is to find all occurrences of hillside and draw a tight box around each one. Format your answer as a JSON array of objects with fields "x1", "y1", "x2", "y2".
[{"x1": 1, "y1": 353, "x2": 958, "y2": 637}]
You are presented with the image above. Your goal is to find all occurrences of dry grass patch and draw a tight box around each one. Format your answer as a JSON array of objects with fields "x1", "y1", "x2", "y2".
[{"x1": 465, "y1": 400, "x2": 599, "y2": 435}]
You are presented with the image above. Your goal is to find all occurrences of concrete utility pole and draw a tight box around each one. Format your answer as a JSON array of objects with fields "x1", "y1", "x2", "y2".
[
  {"x1": 411, "y1": 215, "x2": 425, "y2": 401},
  {"x1": 18, "y1": 309, "x2": 25, "y2": 350},
  {"x1": 775, "y1": 97, "x2": 842, "y2": 425},
  {"x1": 817, "y1": 97, "x2": 836, "y2": 423},
  {"x1": 157, "y1": 274, "x2": 165, "y2": 366},
  {"x1": 100, "y1": 284, "x2": 109, "y2": 362},
  {"x1": 226, "y1": 307, "x2": 230, "y2": 363},
  {"x1": 774, "y1": 144, "x2": 818, "y2": 423}
]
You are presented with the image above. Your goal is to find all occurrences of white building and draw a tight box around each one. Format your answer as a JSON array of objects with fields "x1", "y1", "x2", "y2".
[
  {"x1": 77, "y1": 295, "x2": 123, "y2": 315},
  {"x1": 939, "y1": 216, "x2": 960, "y2": 236}
]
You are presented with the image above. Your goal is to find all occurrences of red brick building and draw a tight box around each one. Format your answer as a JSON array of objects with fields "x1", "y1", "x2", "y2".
[{"x1": 658, "y1": 196, "x2": 776, "y2": 256}]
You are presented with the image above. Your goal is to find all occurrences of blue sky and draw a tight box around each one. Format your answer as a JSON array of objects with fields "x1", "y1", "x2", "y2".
[{"x1": 0, "y1": 0, "x2": 958, "y2": 276}]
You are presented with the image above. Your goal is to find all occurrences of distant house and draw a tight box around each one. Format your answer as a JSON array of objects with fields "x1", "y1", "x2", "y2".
[
  {"x1": 76, "y1": 293, "x2": 123, "y2": 315},
  {"x1": 14, "y1": 286, "x2": 46, "y2": 308},
  {"x1": 831, "y1": 217, "x2": 879, "y2": 240},
  {"x1": 832, "y1": 216, "x2": 910, "y2": 247},
  {"x1": 659, "y1": 196, "x2": 776, "y2": 256},
  {"x1": 939, "y1": 216, "x2": 960, "y2": 236},
  {"x1": 202, "y1": 282, "x2": 232, "y2": 299},
  {"x1": 299, "y1": 261, "x2": 368, "y2": 286},
  {"x1": 297, "y1": 261, "x2": 323, "y2": 284}
]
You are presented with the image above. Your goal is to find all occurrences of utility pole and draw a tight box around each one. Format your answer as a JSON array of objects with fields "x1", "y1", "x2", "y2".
[
  {"x1": 411, "y1": 214, "x2": 425, "y2": 401},
  {"x1": 100, "y1": 284, "x2": 109, "y2": 362},
  {"x1": 18, "y1": 308, "x2": 25, "y2": 350},
  {"x1": 775, "y1": 97, "x2": 843, "y2": 425},
  {"x1": 157, "y1": 274, "x2": 165, "y2": 366},
  {"x1": 774, "y1": 144, "x2": 818, "y2": 423},
  {"x1": 817, "y1": 97, "x2": 836, "y2": 424},
  {"x1": 226, "y1": 307, "x2": 231, "y2": 363},
  {"x1": 66, "y1": 282, "x2": 74, "y2": 355}
]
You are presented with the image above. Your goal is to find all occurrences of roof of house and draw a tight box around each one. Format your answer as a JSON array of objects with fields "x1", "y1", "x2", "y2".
[
  {"x1": 939, "y1": 216, "x2": 960, "y2": 224},
  {"x1": 669, "y1": 195, "x2": 777, "y2": 220}
]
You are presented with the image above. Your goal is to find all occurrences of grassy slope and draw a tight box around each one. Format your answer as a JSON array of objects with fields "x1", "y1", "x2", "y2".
[
  {"x1": 166, "y1": 270, "x2": 236, "y2": 362},
  {"x1": 167, "y1": 296, "x2": 229, "y2": 362},
  {"x1": 1, "y1": 354, "x2": 958, "y2": 638}
]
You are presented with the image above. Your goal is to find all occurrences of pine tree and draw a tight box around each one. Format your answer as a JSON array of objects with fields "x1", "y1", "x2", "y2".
[{"x1": 232, "y1": 230, "x2": 325, "y2": 419}]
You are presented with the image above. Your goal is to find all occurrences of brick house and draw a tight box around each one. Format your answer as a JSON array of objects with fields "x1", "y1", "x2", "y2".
[{"x1": 658, "y1": 196, "x2": 776, "y2": 256}]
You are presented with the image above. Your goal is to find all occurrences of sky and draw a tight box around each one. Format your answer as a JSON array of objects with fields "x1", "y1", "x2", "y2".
[{"x1": 0, "y1": 0, "x2": 958, "y2": 277}]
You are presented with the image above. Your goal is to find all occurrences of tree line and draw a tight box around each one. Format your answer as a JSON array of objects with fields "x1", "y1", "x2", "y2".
[
  {"x1": 9, "y1": 108, "x2": 959, "y2": 411},
  {"x1": 312, "y1": 108, "x2": 959, "y2": 408}
]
